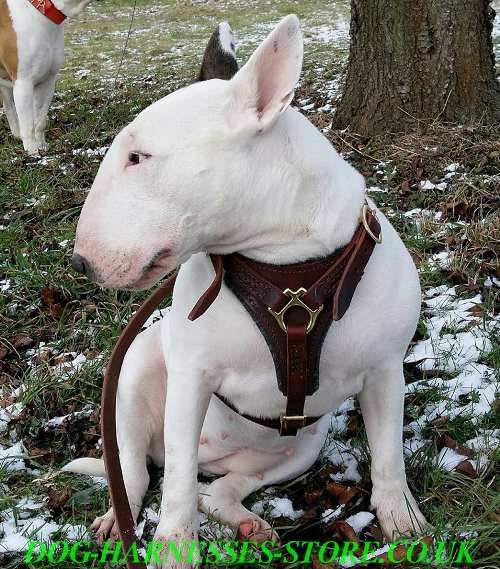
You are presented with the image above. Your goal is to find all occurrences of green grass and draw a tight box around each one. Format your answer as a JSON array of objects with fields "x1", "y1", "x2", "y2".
[{"x1": 1, "y1": 1, "x2": 499, "y2": 567}]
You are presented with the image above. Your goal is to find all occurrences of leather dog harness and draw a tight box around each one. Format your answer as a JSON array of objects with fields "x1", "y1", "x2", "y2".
[
  {"x1": 100, "y1": 202, "x2": 381, "y2": 567},
  {"x1": 28, "y1": 0, "x2": 67, "y2": 24}
]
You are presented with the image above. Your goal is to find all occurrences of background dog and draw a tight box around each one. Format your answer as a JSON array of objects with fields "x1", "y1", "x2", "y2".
[
  {"x1": 66, "y1": 16, "x2": 427, "y2": 568},
  {"x1": 0, "y1": 0, "x2": 92, "y2": 154}
]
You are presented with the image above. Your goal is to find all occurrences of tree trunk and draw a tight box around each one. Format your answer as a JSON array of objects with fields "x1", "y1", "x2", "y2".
[{"x1": 333, "y1": 0, "x2": 500, "y2": 134}]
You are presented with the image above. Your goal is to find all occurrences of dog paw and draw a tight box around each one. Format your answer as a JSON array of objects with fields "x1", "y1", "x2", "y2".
[
  {"x1": 371, "y1": 487, "x2": 428, "y2": 541},
  {"x1": 90, "y1": 509, "x2": 120, "y2": 545},
  {"x1": 24, "y1": 146, "x2": 40, "y2": 157},
  {"x1": 35, "y1": 137, "x2": 47, "y2": 152},
  {"x1": 150, "y1": 526, "x2": 198, "y2": 569},
  {"x1": 236, "y1": 517, "x2": 280, "y2": 544}
]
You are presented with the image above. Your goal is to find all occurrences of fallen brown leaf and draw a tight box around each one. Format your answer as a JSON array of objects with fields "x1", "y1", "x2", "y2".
[
  {"x1": 326, "y1": 483, "x2": 360, "y2": 504},
  {"x1": 11, "y1": 335, "x2": 34, "y2": 349},
  {"x1": 456, "y1": 460, "x2": 477, "y2": 478},
  {"x1": 329, "y1": 520, "x2": 359, "y2": 547},
  {"x1": 305, "y1": 489, "x2": 323, "y2": 504},
  {"x1": 46, "y1": 483, "x2": 72, "y2": 512},
  {"x1": 440, "y1": 434, "x2": 473, "y2": 457}
]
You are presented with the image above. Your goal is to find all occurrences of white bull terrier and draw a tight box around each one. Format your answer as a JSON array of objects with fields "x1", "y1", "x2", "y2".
[
  {"x1": 65, "y1": 15, "x2": 427, "y2": 567},
  {"x1": 0, "y1": 0, "x2": 92, "y2": 154}
]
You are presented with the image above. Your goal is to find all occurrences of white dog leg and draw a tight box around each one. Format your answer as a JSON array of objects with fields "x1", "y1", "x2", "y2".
[
  {"x1": 200, "y1": 416, "x2": 330, "y2": 543},
  {"x1": 33, "y1": 75, "x2": 57, "y2": 152},
  {"x1": 200, "y1": 473, "x2": 277, "y2": 543},
  {"x1": 92, "y1": 322, "x2": 167, "y2": 543},
  {"x1": 0, "y1": 85, "x2": 20, "y2": 138},
  {"x1": 153, "y1": 366, "x2": 213, "y2": 569},
  {"x1": 13, "y1": 79, "x2": 37, "y2": 154},
  {"x1": 359, "y1": 365, "x2": 427, "y2": 540}
]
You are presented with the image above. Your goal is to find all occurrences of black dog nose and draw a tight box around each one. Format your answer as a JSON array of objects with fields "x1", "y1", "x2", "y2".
[{"x1": 71, "y1": 253, "x2": 88, "y2": 275}]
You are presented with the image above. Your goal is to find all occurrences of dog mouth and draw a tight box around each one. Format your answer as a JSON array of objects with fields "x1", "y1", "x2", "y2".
[{"x1": 124, "y1": 248, "x2": 174, "y2": 290}]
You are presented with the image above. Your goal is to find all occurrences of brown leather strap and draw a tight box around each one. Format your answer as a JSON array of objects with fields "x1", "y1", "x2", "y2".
[
  {"x1": 102, "y1": 274, "x2": 178, "y2": 569},
  {"x1": 214, "y1": 393, "x2": 321, "y2": 431},
  {"x1": 188, "y1": 255, "x2": 224, "y2": 320},
  {"x1": 281, "y1": 324, "x2": 308, "y2": 435},
  {"x1": 332, "y1": 208, "x2": 381, "y2": 319}
]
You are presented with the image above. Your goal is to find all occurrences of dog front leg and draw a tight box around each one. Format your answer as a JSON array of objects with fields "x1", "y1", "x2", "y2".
[
  {"x1": 359, "y1": 364, "x2": 427, "y2": 540},
  {"x1": 152, "y1": 366, "x2": 211, "y2": 569},
  {"x1": 13, "y1": 79, "x2": 37, "y2": 155},
  {"x1": 33, "y1": 75, "x2": 57, "y2": 152}
]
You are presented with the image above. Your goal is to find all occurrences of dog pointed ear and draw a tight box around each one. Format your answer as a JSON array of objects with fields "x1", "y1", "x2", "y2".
[
  {"x1": 198, "y1": 22, "x2": 239, "y2": 82},
  {"x1": 226, "y1": 14, "x2": 303, "y2": 130}
]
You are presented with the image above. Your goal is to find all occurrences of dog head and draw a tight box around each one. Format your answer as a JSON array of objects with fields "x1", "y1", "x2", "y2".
[{"x1": 72, "y1": 15, "x2": 303, "y2": 289}]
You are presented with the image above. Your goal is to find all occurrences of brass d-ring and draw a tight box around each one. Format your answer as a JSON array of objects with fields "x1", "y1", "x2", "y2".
[{"x1": 359, "y1": 204, "x2": 383, "y2": 244}]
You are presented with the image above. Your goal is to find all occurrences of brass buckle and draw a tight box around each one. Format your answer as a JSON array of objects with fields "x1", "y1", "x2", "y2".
[
  {"x1": 280, "y1": 414, "x2": 307, "y2": 429},
  {"x1": 359, "y1": 204, "x2": 383, "y2": 244},
  {"x1": 268, "y1": 288, "x2": 323, "y2": 334}
]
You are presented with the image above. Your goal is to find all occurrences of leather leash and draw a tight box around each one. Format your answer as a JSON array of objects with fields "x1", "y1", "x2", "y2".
[
  {"x1": 101, "y1": 275, "x2": 178, "y2": 569},
  {"x1": 28, "y1": 0, "x2": 67, "y2": 24}
]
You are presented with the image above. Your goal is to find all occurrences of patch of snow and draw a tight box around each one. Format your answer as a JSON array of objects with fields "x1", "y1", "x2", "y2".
[
  {"x1": 45, "y1": 404, "x2": 94, "y2": 430},
  {"x1": 465, "y1": 429, "x2": 500, "y2": 452},
  {"x1": 322, "y1": 505, "x2": 344, "y2": 523},
  {"x1": 405, "y1": 331, "x2": 491, "y2": 372},
  {"x1": 484, "y1": 277, "x2": 500, "y2": 288},
  {"x1": 345, "y1": 511, "x2": 375, "y2": 534},
  {"x1": 420, "y1": 180, "x2": 436, "y2": 190},
  {"x1": 403, "y1": 208, "x2": 435, "y2": 218},
  {"x1": 72, "y1": 146, "x2": 109, "y2": 158},
  {"x1": 25, "y1": 195, "x2": 47, "y2": 207},
  {"x1": 0, "y1": 442, "x2": 26, "y2": 472},
  {"x1": 435, "y1": 447, "x2": 469, "y2": 471},
  {"x1": 403, "y1": 435, "x2": 429, "y2": 458},
  {"x1": 406, "y1": 363, "x2": 497, "y2": 435},
  {"x1": 306, "y1": 20, "x2": 349, "y2": 46},
  {"x1": 252, "y1": 497, "x2": 303, "y2": 520},
  {"x1": 75, "y1": 69, "x2": 91, "y2": 79},
  {"x1": 428, "y1": 250, "x2": 453, "y2": 269},
  {"x1": 323, "y1": 438, "x2": 362, "y2": 483},
  {"x1": 0, "y1": 498, "x2": 87, "y2": 553}
]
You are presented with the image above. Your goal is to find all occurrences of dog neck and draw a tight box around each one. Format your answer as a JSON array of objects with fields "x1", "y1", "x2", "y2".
[{"x1": 205, "y1": 108, "x2": 366, "y2": 265}]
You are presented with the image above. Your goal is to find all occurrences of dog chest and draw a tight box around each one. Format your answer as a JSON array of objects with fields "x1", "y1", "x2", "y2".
[{"x1": 0, "y1": 0, "x2": 17, "y2": 82}]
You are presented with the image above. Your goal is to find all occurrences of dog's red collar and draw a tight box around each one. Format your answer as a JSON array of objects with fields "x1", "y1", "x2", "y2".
[{"x1": 28, "y1": 0, "x2": 67, "y2": 25}]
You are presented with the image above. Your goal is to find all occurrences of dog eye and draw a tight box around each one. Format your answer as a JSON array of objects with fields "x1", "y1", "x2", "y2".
[{"x1": 127, "y1": 152, "x2": 150, "y2": 166}]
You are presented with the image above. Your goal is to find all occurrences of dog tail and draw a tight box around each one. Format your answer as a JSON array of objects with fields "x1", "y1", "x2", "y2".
[{"x1": 62, "y1": 457, "x2": 106, "y2": 478}]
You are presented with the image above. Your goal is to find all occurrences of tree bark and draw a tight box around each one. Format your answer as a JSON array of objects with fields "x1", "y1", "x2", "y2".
[{"x1": 333, "y1": 0, "x2": 500, "y2": 134}]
